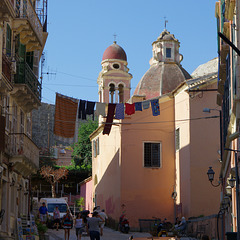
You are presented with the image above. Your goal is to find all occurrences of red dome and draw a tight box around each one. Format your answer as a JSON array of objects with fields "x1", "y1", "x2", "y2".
[{"x1": 102, "y1": 42, "x2": 127, "y2": 61}]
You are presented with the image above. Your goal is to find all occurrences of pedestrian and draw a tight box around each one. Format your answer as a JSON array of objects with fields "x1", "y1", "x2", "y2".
[
  {"x1": 75, "y1": 212, "x2": 86, "y2": 240},
  {"x1": 62, "y1": 209, "x2": 72, "y2": 240},
  {"x1": 86, "y1": 211, "x2": 104, "y2": 240},
  {"x1": 39, "y1": 202, "x2": 48, "y2": 224},
  {"x1": 175, "y1": 216, "x2": 187, "y2": 231},
  {"x1": 53, "y1": 205, "x2": 60, "y2": 231},
  {"x1": 99, "y1": 209, "x2": 108, "y2": 236}
]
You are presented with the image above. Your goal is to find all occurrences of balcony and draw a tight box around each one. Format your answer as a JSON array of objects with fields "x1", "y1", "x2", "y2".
[
  {"x1": 0, "y1": 53, "x2": 13, "y2": 92},
  {"x1": 5, "y1": 133, "x2": 39, "y2": 177},
  {"x1": 0, "y1": 0, "x2": 15, "y2": 18},
  {"x1": 11, "y1": 60, "x2": 41, "y2": 112},
  {"x1": 13, "y1": 0, "x2": 47, "y2": 52}
]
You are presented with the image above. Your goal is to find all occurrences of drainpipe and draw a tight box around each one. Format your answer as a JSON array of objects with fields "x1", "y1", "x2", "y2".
[
  {"x1": 236, "y1": 0, "x2": 240, "y2": 101},
  {"x1": 0, "y1": 22, "x2": 3, "y2": 78}
]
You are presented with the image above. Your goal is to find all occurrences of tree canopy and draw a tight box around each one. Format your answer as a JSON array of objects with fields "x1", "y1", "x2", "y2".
[{"x1": 71, "y1": 119, "x2": 98, "y2": 175}]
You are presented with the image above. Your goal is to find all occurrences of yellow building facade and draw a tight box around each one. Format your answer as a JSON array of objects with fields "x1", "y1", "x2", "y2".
[{"x1": 0, "y1": 0, "x2": 48, "y2": 238}]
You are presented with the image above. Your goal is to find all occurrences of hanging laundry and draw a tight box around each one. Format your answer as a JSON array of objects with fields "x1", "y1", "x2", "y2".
[
  {"x1": 115, "y1": 103, "x2": 124, "y2": 119},
  {"x1": 78, "y1": 99, "x2": 86, "y2": 120},
  {"x1": 86, "y1": 101, "x2": 96, "y2": 120},
  {"x1": 142, "y1": 100, "x2": 150, "y2": 110},
  {"x1": 54, "y1": 93, "x2": 79, "y2": 138},
  {"x1": 125, "y1": 103, "x2": 135, "y2": 115},
  {"x1": 96, "y1": 102, "x2": 106, "y2": 116},
  {"x1": 151, "y1": 99, "x2": 160, "y2": 116},
  {"x1": 103, "y1": 103, "x2": 116, "y2": 135},
  {"x1": 135, "y1": 102, "x2": 142, "y2": 111}
]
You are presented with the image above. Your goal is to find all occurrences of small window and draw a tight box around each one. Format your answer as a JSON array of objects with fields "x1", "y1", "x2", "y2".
[
  {"x1": 175, "y1": 128, "x2": 180, "y2": 151},
  {"x1": 93, "y1": 140, "x2": 97, "y2": 158},
  {"x1": 144, "y1": 142, "x2": 161, "y2": 168},
  {"x1": 166, "y1": 48, "x2": 171, "y2": 58},
  {"x1": 113, "y1": 63, "x2": 120, "y2": 69},
  {"x1": 96, "y1": 138, "x2": 99, "y2": 155}
]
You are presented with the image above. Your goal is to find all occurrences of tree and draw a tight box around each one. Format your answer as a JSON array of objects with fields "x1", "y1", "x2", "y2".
[
  {"x1": 40, "y1": 166, "x2": 69, "y2": 197},
  {"x1": 72, "y1": 120, "x2": 98, "y2": 175}
]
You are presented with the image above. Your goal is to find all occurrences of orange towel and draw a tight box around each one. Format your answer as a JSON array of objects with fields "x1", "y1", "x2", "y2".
[{"x1": 54, "y1": 93, "x2": 78, "y2": 138}]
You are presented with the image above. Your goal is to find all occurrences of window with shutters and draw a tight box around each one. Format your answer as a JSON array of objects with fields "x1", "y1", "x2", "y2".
[
  {"x1": 20, "y1": 110, "x2": 24, "y2": 134},
  {"x1": 96, "y1": 138, "x2": 99, "y2": 155},
  {"x1": 93, "y1": 140, "x2": 96, "y2": 158},
  {"x1": 175, "y1": 128, "x2": 180, "y2": 151},
  {"x1": 6, "y1": 24, "x2": 12, "y2": 56},
  {"x1": 144, "y1": 142, "x2": 161, "y2": 168},
  {"x1": 3, "y1": 96, "x2": 10, "y2": 131}
]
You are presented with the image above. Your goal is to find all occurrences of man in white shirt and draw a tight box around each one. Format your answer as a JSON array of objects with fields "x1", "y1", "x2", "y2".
[{"x1": 99, "y1": 209, "x2": 108, "y2": 236}]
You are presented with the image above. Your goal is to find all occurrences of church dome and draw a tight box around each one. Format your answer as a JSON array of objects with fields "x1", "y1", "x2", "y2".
[
  {"x1": 134, "y1": 63, "x2": 191, "y2": 99},
  {"x1": 133, "y1": 29, "x2": 192, "y2": 99},
  {"x1": 102, "y1": 42, "x2": 127, "y2": 61}
]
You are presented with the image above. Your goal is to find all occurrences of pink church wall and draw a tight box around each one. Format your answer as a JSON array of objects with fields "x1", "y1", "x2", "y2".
[
  {"x1": 92, "y1": 97, "x2": 175, "y2": 229},
  {"x1": 121, "y1": 99, "x2": 175, "y2": 228}
]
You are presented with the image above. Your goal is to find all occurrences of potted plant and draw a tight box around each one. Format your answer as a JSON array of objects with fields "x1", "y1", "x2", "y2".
[{"x1": 35, "y1": 219, "x2": 48, "y2": 240}]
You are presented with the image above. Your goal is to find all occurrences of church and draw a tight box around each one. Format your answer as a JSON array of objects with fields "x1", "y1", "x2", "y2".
[{"x1": 90, "y1": 28, "x2": 221, "y2": 230}]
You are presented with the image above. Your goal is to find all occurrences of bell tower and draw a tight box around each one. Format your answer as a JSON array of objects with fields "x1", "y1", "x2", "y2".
[{"x1": 97, "y1": 41, "x2": 132, "y2": 103}]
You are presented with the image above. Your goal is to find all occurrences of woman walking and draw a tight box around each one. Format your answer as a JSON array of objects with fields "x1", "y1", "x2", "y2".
[
  {"x1": 75, "y1": 213, "x2": 86, "y2": 240},
  {"x1": 63, "y1": 209, "x2": 72, "y2": 240}
]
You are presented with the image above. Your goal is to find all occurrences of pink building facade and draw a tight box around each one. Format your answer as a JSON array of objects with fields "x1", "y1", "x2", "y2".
[{"x1": 89, "y1": 30, "x2": 221, "y2": 230}]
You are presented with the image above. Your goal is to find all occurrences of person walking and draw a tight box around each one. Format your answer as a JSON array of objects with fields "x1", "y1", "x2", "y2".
[
  {"x1": 63, "y1": 209, "x2": 72, "y2": 240},
  {"x1": 53, "y1": 205, "x2": 60, "y2": 231},
  {"x1": 86, "y1": 211, "x2": 104, "y2": 240},
  {"x1": 99, "y1": 209, "x2": 108, "y2": 236},
  {"x1": 75, "y1": 213, "x2": 86, "y2": 240},
  {"x1": 39, "y1": 202, "x2": 48, "y2": 224}
]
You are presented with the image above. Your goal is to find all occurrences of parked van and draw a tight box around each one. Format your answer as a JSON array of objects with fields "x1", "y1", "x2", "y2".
[{"x1": 39, "y1": 198, "x2": 72, "y2": 228}]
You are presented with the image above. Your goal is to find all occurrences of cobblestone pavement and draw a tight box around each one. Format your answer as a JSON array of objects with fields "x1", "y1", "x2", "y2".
[{"x1": 46, "y1": 227, "x2": 152, "y2": 240}]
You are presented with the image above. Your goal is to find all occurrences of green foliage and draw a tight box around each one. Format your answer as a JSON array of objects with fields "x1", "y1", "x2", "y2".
[
  {"x1": 35, "y1": 219, "x2": 48, "y2": 234},
  {"x1": 75, "y1": 197, "x2": 85, "y2": 211},
  {"x1": 72, "y1": 120, "x2": 98, "y2": 175}
]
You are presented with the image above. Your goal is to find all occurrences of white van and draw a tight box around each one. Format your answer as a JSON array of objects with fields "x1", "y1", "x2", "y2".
[{"x1": 39, "y1": 198, "x2": 72, "y2": 228}]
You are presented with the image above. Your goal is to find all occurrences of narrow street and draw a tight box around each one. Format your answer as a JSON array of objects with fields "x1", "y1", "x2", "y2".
[{"x1": 46, "y1": 226, "x2": 152, "y2": 240}]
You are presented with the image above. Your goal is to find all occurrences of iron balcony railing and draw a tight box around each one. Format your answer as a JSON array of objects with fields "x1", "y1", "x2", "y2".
[
  {"x1": 5, "y1": 132, "x2": 39, "y2": 168},
  {"x1": 15, "y1": 0, "x2": 43, "y2": 45},
  {"x1": 14, "y1": 60, "x2": 41, "y2": 101}
]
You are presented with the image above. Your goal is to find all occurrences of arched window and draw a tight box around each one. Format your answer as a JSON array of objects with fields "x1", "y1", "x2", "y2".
[
  {"x1": 118, "y1": 84, "x2": 124, "y2": 103},
  {"x1": 109, "y1": 83, "x2": 115, "y2": 103}
]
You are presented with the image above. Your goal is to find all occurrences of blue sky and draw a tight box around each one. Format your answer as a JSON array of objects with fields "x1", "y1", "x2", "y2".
[{"x1": 41, "y1": 0, "x2": 217, "y2": 105}]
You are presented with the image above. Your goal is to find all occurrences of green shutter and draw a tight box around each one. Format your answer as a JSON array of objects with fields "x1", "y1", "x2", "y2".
[{"x1": 6, "y1": 24, "x2": 11, "y2": 56}]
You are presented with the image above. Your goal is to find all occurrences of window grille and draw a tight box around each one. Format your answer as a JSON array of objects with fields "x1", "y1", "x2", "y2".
[{"x1": 144, "y1": 142, "x2": 161, "y2": 167}]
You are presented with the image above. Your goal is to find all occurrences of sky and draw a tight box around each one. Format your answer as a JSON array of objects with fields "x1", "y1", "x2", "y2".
[{"x1": 41, "y1": 0, "x2": 218, "y2": 105}]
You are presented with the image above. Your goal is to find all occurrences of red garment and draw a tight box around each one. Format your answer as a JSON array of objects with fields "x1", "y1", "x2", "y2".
[
  {"x1": 103, "y1": 103, "x2": 116, "y2": 135},
  {"x1": 125, "y1": 103, "x2": 135, "y2": 115}
]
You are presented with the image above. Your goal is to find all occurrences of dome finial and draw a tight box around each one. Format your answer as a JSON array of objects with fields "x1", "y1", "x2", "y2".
[
  {"x1": 113, "y1": 33, "x2": 117, "y2": 44},
  {"x1": 164, "y1": 16, "x2": 168, "y2": 30}
]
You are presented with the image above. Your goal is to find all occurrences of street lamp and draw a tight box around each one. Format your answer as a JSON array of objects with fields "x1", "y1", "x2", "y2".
[
  {"x1": 207, "y1": 167, "x2": 221, "y2": 187},
  {"x1": 203, "y1": 108, "x2": 223, "y2": 163}
]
